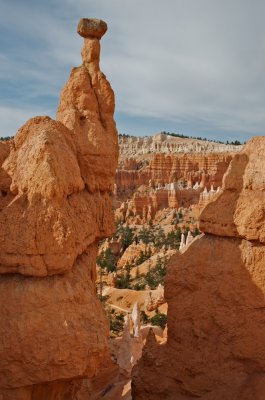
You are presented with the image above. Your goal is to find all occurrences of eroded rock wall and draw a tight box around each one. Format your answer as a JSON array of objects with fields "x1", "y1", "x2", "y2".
[
  {"x1": 116, "y1": 187, "x2": 202, "y2": 223},
  {"x1": 132, "y1": 137, "x2": 265, "y2": 400},
  {"x1": 0, "y1": 18, "x2": 118, "y2": 399},
  {"x1": 116, "y1": 153, "x2": 233, "y2": 199}
]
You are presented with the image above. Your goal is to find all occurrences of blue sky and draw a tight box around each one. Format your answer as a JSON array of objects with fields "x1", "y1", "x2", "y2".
[{"x1": 0, "y1": 0, "x2": 265, "y2": 141}]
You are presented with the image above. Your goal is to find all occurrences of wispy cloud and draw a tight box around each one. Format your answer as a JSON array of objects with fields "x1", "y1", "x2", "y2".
[
  {"x1": 0, "y1": 0, "x2": 265, "y2": 140},
  {"x1": 0, "y1": 105, "x2": 52, "y2": 137}
]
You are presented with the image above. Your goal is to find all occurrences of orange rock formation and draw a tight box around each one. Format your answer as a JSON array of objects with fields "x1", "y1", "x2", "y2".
[
  {"x1": 132, "y1": 137, "x2": 265, "y2": 399},
  {"x1": 116, "y1": 153, "x2": 233, "y2": 200},
  {"x1": 116, "y1": 186, "x2": 202, "y2": 223},
  {"x1": 0, "y1": 18, "x2": 118, "y2": 399}
]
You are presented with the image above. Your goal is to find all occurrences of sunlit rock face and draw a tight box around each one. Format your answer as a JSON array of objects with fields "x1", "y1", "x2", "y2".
[
  {"x1": 0, "y1": 18, "x2": 118, "y2": 400},
  {"x1": 132, "y1": 137, "x2": 265, "y2": 400}
]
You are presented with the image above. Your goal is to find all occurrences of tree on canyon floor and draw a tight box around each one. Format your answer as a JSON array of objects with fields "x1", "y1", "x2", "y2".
[
  {"x1": 150, "y1": 310, "x2": 167, "y2": 329},
  {"x1": 137, "y1": 224, "x2": 183, "y2": 250},
  {"x1": 140, "y1": 309, "x2": 167, "y2": 329},
  {"x1": 116, "y1": 263, "x2": 132, "y2": 289},
  {"x1": 194, "y1": 227, "x2": 200, "y2": 236},
  {"x1": 164, "y1": 228, "x2": 182, "y2": 248},
  {"x1": 145, "y1": 256, "x2": 168, "y2": 289},
  {"x1": 106, "y1": 310, "x2": 125, "y2": 335},
  {"x1": 138, "y1": 225, "x2": 155, "y2": 244},
  {"x1": 97, "y1": 248, "x2": 117, "y2": 273},
  {"x1": 132, "y1": 255, "x2": 168, "y2": 291},
  {"x1": 120, "y1": 226, "x2": 135, "y2": 250},
  {"x1": 135, "y1": 249, "x2": 152, "y2": 265}
]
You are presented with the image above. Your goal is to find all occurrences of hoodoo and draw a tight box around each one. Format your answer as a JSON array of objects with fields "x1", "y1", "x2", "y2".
[
  {"x1": 132, "y1": 137, "x2": 265, "y2": 399},
  {"x1": 0, "y1": 18, "x2": 118, "y2": 399}
]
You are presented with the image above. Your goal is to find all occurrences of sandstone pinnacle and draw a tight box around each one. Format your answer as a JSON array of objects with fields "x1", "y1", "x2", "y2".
[
  {"x1": 0, "y1": 17, "x2": 118, "y2": 398},
  {"x1": 77, "y1": 18, "x2": 107, "y2": 39}
]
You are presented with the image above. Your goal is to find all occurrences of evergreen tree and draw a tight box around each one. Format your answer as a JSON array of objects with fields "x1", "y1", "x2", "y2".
[
  {"x1": 96, "y1": 248, "x2": 117, "y2": 273},
  {"x1": 120, "y1": 225, "x2": 134, "y2": 250}
]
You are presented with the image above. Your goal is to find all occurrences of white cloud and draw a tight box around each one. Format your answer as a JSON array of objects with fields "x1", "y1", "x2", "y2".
[
  {"x1": 0, "y1": 0, "x2": 265, "y2": 139},
  {"x1": 0, "y1": 106, "x2": 52, "y2": 137}
]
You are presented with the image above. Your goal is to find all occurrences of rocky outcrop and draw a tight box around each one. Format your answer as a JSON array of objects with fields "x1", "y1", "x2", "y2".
[
  {"x1": 117, "y1": 304, "x2": 143, "y2": 378},
  {"x1": 132, "y1": 137, "x2": 265, "y2": 399},
  {"x1": 117, "y1": 242, "x2": 156, "y2": 269},
  {"x1": 0, "y1": 18, "x2": 118, "y2": 399},
  {"x1": 199, "y1": 138, "x2": 265, "y2": 242},
  {"x1": 0, "y1": 117, "x2": 116, "y2": 276}
]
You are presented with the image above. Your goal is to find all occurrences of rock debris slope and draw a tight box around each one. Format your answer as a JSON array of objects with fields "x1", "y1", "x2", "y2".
[
  {"x1": 0, "y1": 18, "x2": 118, "y2": 399},
  {"x1": 132, "y1": 136, "x2": 265, "y2": 400}
]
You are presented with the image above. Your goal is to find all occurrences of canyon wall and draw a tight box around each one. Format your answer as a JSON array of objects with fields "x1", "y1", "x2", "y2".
[
  {"x1": 132, "y1": 137, "x2": 265, "y2": 399},
  {"x1": 0, "y1": 18, "x2": 118, "y2": 399},
  {"x1": 116, "y1": 153, "x2": 233, "y2": 198},
  {"x1": 115, "y1": 153, "x2": 232, "y2": 223},
  {"x1": 147, "y1": 153, "x2": 232, "y2": 187}
]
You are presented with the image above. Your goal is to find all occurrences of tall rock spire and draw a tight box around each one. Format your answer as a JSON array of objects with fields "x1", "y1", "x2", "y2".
[
  {"x1": 57, "y1": 18, "x2": 118, "y2": 193},
  {"x1": 0, "y1": 18, "x2": 118, "y2": 399}
]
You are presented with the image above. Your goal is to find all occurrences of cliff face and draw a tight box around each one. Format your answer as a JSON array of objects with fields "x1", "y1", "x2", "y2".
[
  {"x1": 147, "y1": 153, "x2": 232, "y2": 185},
  {"x1": 132, "y1": 137, "x2": 265, "y2": 399},
  {"x1": 116, "y1": 153, "x2": 233, "y2": 199},
  {"x1": 115, "y1": 153, "x2": 232, "y2": 224},
  {"x1": 0, "y1": 18, "x2": 118, "y2": 400}
]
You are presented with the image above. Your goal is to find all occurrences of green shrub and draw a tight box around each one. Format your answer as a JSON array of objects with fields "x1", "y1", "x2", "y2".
[
  {"x1": 108, "y1": 312, "x2": 124, "y2": 333},
  {"x1": 132, "y1": 282, "x2": 146, "y2": 291},
  {"x1": 116, "y1": 263, "x2": 132, "y2": 289},
  {"x1": 138, "y1": 225, "x2": 154, "y2": 244},
  {"x1": 120, "y1": 226, "x2": 134, "y2": 250},
  {"x1": 140, "y1": 310, "x2": 150, "y2": 324},
  {"x1": 135, "y1": 249, "x2": 152, "y2": 265},
  {"x1": 150, "y1": 312, "x2": 167, "y2": 329},
  {"x1": 194, "y1": 227, "x2": 200, "y2": 236},
  {"x1": 144, "y1": 256, "x2": 168, "y2": 289}
]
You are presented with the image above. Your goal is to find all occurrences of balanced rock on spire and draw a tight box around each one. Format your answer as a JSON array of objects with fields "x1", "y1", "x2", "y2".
[
  {"x1": 57, "y1": 18, "x2": 118, "y2": 194},
  {"x1": 77, "y1": 18, "x2": 108, "y2": 39}
]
